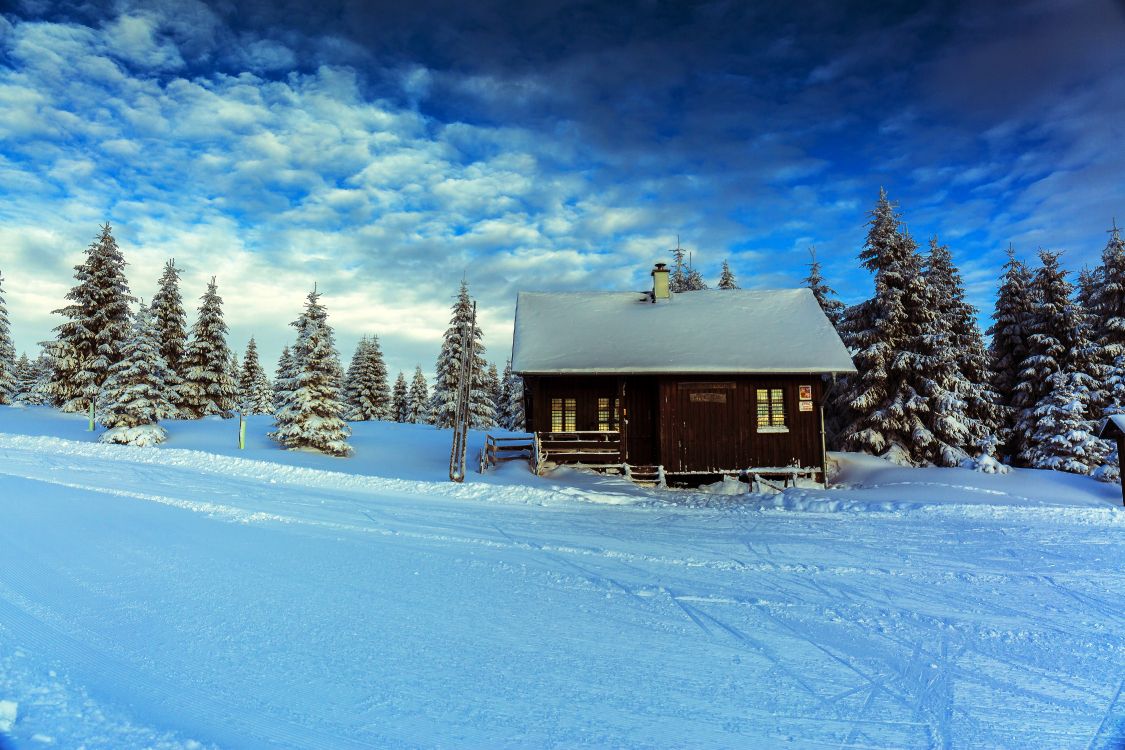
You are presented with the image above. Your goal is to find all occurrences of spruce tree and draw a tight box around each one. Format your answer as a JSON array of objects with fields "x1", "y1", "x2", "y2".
[
  {"x1": 837, "y1": 189, "x2": 935, "y2": 464},
  {"x1": 237, "y1": 337, "x2": 274, "y2": 415},
  {"x1": 432, "y1": 281, "x2": 493, "y2": 428},
  {"x1": 804, "y1": 248, "x2": 845, "y2": 329},
  {"x1": 501, "y1": 359, "x2": 525, "y2": 431},
  {"x1": 1024, "y1": 371, "x2": 1106, "y2": 473},
  {"x1": 19, "y1": 349, "x2": 53, "y2": 406},
  {"x1": 408, "y1": 366, "x2": 431, "y2": 424},
  {"x1": 717, "y1": 259, "x2": 739, "y2": 290},
  {"x1": 270, "y1": 288, "x2": 352, "y2": 456},
  {"x1": 670, "y1": 243, "x2": 690, "y2": 293},
  {"x1": 273, "y1": 346, "x2": 296, "y2": 413},
  {"x1": 484, "y1": 361, "x2": 501, "y2": 428},
  {"x1": 98, "y1": 302, "x2": 174, "y2": 445},
  {"x1": 178, "y1": 277, "x2": 238, "y2": 419},
  {"x1": 1093, "y1": 221, "x2": 1125, "y2": 360},
  {"x1": 392, "y1": 371, "x2": 410, "y2": 422},
  {"x1": 0, "y1": 270, "x2": 16, "y2": 404},
  {"x1": 345, "y1": 335, "x2": 391, "y2": 421},
  {"x1": 987, "y1": 247, "x2": 1035, "y2": 460},
  {"x1": 46, "y1": 223, "x2": 135, "y2": 412},
  {"x1": 13, "y1": 353, "x2": 33, "y2": 403},
  {"x1": 921, "y1": 238, "x2": 1000, "y2": 464},
  {"x1": 1014, "y1": 250, "x2": 1102, "y2": 466},
  {"x1": 150, "y1": 259, "x2": 187, "y2": 410}
]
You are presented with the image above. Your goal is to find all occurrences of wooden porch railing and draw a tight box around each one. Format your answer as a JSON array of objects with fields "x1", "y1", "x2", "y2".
[{"x1": 533, "y1": 430, "x2": 621, "y2": 475}]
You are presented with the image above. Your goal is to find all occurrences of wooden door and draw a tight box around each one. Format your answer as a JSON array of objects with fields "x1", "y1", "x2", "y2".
[
  {"x1": 671, "y1": 381, "x2": 739, "y2": 472},
  {"x1": 624, "y1": 378, "x2": 658, "y2": 466}
]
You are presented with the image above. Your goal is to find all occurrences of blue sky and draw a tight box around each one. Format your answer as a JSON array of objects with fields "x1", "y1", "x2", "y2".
[{"x1": 1, "y1": 0, "x2": 1123, "y2": 377}]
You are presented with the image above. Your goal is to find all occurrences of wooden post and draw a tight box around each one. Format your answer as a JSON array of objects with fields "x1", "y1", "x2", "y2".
[
  {"x1": 88, "y1": 398, "x2": 95, "y2": 431},
  {"x1": 1119, "y1": 436, "x2": 1125, "y2": 507},
  {"x1": 238, "y1": 412, "x2": 246, "y2": 450}
]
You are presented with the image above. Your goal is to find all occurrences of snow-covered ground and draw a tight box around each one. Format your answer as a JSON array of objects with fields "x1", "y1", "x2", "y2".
[{"x1": 0, "y1": 406, "x2": 1123, "y2": 749}]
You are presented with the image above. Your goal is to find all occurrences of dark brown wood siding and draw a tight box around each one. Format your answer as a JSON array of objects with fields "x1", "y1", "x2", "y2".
[
  {"x1": 525, "y1": 373, "x2": 826, "y2": 478},
  {"x1": 658, "y1": 375, "x2": 823, "y2": 476}
]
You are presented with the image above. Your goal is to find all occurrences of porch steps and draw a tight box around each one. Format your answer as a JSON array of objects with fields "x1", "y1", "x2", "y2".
[{"x1": 625, "y1": 464, "x2": 665, "y2": 487}]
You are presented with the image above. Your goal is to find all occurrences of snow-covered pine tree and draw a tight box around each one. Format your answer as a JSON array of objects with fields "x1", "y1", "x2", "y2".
[
  {"x1": 392, "y1": 371, "x2": 410, "y2": 422},
  {"x1": 18, "y1": 349, "x2": 54, "y2": 406},
  {"x1": 987, "y1": 247, "x2": 1035, "y2": 461},
  {"x1": 1092, "y1": 221, "x2": 1125, "y2": 359},
  {"x1": 921, "y1": 238, "x2": 1000, "y2": 465},
  {"x1": 484, "y1": 361, "x2": 501, "y2": 428},
  {"x1": 408, "y1": 366, "x2": 431, "y2": 424},
  {"x1": 836, "y1": 189, "x2": 935, "y2": 465},
  {"x1": 501, "y1": 359, "x2": 525, "y2": 431},
  {"x1": 670, "y1": 243, "x2": 689, "y2": 292},
  {"x1": 344, "y1": 335, "x2": 391, "y2": 421},
  {"x1": 804, "y1": 248, "x2": 845, "y2": 329},
  {"x1": 237, "y1": 337, "x2": 274, "y2": 415},
  {"x1": 496, "y1": 361, "x2": 512, "y2": 429},
  {"x1": 1024, "y1": 371, "x2": 1106, "y2": 473},
  {"x1": 13, "y1": 353, "x2": 33, "y2": 403},
  {"x1": 45, "y1": 224, "x2": 135, "y2": 412},
  {"x1": 0, "y1": 270, "x2": 16, "y2": 404},
  {"x1": 717, "y1": 259, "x2": 739, "y2": 290},
  {"x1": 97, "y1": 302, "x2": 174, "y2": 445},
  {"x1": 1014, "y1": 250, "x2": 1103, "y2": 468},
  {"x1": 273, "y1": 346, "x2": 296, "y2": 413},
  {"x1": 432, "y1": 281, "x2": 493, "y2": 428},
  {"x1": 150, "y1": 259, "x2": 187, "y2": 411},
  {"x1": 270, "y1": 288, "x2": 351, "y2": 456},
  {"x1": 178, "y1": 277, "x2": 238, "y2": 419}
]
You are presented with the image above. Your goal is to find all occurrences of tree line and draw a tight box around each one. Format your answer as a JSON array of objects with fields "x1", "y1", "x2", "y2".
[
  {"x1": 0, "y1": 224, "x2": 524, "y2": 455},
  {"x1": 802, "y1": 189, "x2": 1123, "y2": 479}
]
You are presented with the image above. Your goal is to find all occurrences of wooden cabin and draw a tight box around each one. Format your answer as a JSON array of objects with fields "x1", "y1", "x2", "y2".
[{"x1": 510, "y1": 263, "x2": 856, "y2": 484}]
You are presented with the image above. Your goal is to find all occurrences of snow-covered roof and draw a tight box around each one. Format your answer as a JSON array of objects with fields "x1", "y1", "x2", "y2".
[
  {"x1": 1098, "y1": 414, "x2": 1125, "y2": 438},
  {"x1": 511, "y1": 288, "x2": 857, "y2": 375}
]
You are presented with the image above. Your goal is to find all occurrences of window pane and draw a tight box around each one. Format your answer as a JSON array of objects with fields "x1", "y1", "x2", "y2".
[
  {"x1": 756, "y1": 389, "x2": 769, "y2": 427},
  {"x1": 771, "y1": 389, "x2": 785, "y2": 426},
  {"x1": 565, "y1": 398, "x2": 576, "y2": 431},
  {"x1": 551, "y1": 398, "x2": 563, "y2": 432}
]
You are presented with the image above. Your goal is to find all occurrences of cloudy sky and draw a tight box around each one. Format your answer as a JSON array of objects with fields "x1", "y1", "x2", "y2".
[{"x1": 1, "y1": 0, "x2": 1123, "y2": 377}]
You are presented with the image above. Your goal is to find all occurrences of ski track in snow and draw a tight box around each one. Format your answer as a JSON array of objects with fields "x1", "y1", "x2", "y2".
[{"x1": 0, "y1": 430, "x2": 1124, "y2": 748}]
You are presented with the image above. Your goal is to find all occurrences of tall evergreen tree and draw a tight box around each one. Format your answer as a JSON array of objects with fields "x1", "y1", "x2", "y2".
[
  {"x1": 669, "y1": 242, "x2": 707, "y2": 292},
  {"x1": 45, "y1": 223, "x2": 135, "y2": 412},
  {"x1": 921, "y1": 238, "x2": 1000, "y2": 464},
  {"x1": 1014, "y1": 250, "x2": 1102, "y2": 467},
  {"x1": 178, "y1": 277, "x2": 238, "y2": 419},
  {"x1": 13, "y1": 353, "x2": 33, "y2": 403},
  {"x1": 18, "y1": 349, "x2": 53, "y2": 406},
  {"x1": 237, "y1": 337, "x2": 274, "y2": 415},
  {"x1": 150, "y1": 259, "x2": 187, "y2": 411},
  {"x1": 392, "y1": 371, "x2": 410, "y2": 422},
  {"x1": 500, "y1": 359, "x2": 525, "y2": 431},
  {"x1": 837, "y1": 189, "x2": 935, "y2": 464},
  {"x1": 804, "y1": 248, "x2": 845, "y2": 329},
  {"x1": 432, "y1": 281, "x2": 493, "y2": 428},
  {"x1": 408, "y1": 366, "x2": 431, "y2": 424},
  {"x1": 987, "y1": 247, "x2": 1036, "y2": 460},
  {"x1": 0, "y1": 270, "x2": 16, "y2": 404},
  {"x1": 345, "y1": 335, "x2": 391, "y2": 421},
  {"x1": 270, "y1": 288, "x2": 352, "y2": 456},
  {"x1": 97, "y1": 302, "x2": 174, "y2": 445},
  {"x1": 1092, "y1": 221, "x2": 1125, "y2": 361},
  {"x1": 717, "y1": 259, "x2": 739, "y2": 290},
  {"x1": 1024, "y1": 371, "x2": 1106, "y2": 474},
  {"x1": 273, "y1": 346, "x2": 296, "y2": 413},
  {"x1": 483, "y1": 361, "x2": 501, "y2": 428}
]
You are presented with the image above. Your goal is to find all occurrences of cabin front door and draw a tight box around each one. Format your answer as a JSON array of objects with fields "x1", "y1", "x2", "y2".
[
  {"x1": 672, "y1": 381, "x2": 739, "y2": 472},
  {"x1": 624, "y1": 378, "x2": 658, "y2": 466}
]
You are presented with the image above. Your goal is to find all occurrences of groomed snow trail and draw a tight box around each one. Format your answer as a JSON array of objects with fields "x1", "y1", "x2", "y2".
[{"x1": 1, "y1": 433, "x2": 1124, "y2": 748}]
